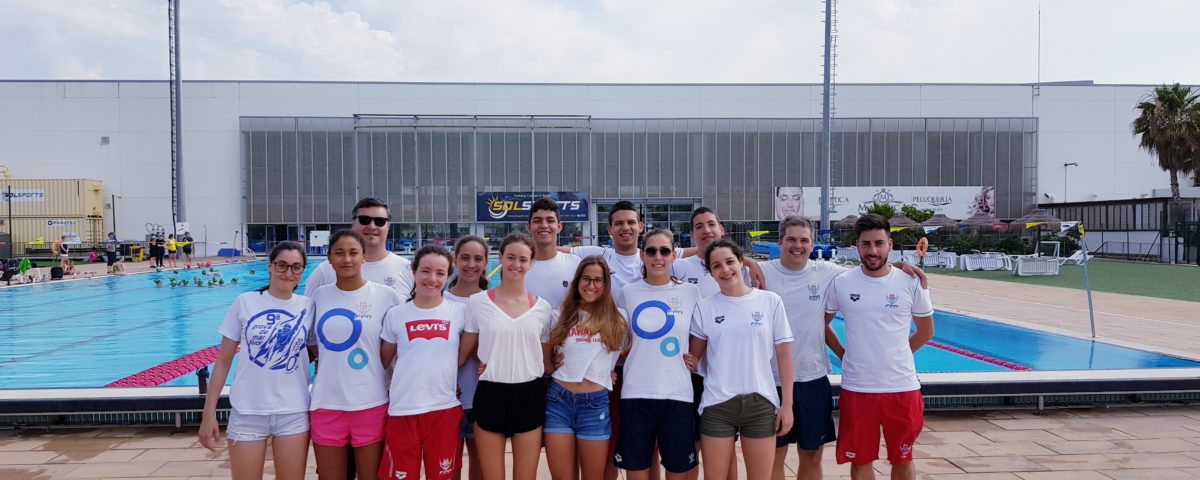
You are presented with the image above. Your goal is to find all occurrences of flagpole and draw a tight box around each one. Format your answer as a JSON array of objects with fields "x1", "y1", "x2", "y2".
[{"x1": 1079, "y1": 227, "x2": 1096, "y2": 338}]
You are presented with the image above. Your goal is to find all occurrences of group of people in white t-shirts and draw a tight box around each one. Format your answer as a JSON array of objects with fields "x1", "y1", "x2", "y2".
[{"x1": 198, "y1": 196, "x2": 934, "y2": 480}]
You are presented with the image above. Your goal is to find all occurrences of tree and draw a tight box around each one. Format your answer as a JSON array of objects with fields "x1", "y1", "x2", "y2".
[
  {"x1": 901, "y1": 204, "x2": 935, "y2": 223},
  {"x1": 1131, "y1": 83, "x2": 1200, "y2": 201},
  {"x1": 862, "y1": 202, "x2": 896, "y2": 219}
]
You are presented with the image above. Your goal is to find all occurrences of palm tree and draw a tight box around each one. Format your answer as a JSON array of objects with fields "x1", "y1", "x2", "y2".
[{"x1": 1131, "y1": 83, "x2": 1200, "y2": 201}]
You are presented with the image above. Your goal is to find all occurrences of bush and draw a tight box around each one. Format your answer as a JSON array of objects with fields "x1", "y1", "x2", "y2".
[{"x1": 901, "y1": 204, "x2": 935, "y2": 223}]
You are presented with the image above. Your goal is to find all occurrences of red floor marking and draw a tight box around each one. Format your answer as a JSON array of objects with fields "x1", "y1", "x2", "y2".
[
  {"x1": 107, "y1": 345, "x2": 221, "y2": 387},
  {"x1": 926, "y1": 341, "x2": 1032, "y2": 371}
]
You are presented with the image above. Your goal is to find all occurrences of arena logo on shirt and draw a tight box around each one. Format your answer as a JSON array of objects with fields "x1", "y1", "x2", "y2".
[
  {"x1": 245, "y1": 308, "x2": 309, "y2": 372},
  {"x1": 406, "y1": 319, "x2": 451, "y2": 341}
]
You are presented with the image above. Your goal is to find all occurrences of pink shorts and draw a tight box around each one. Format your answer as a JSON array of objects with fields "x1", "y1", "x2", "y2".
[{"x1": 311, "y1": 404, "x2": 388, "y2": 447}]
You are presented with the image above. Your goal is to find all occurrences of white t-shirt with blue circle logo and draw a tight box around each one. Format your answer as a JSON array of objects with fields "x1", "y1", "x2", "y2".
[
  {"x1": 219, "y1": 291, "x2": 315, "y2": 415},
  {"x1": 307, "y1": 281, "x2": 403, "y2": 411},
  {"x1": 689, "y1": 289, "x2": 793, "y2": 414},
  {"x1": 618, "y1": 280, "x2": 701, "y2": 403}
]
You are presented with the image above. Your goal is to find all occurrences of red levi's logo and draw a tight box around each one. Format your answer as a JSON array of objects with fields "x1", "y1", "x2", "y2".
[{"x1": 406, "y1": 319, "x2": 451, "y2": 341}]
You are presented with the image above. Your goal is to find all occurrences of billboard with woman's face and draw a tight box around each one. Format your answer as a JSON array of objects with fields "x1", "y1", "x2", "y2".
[{"x1": 774, "y1": 186, "x2": 805, "y2": 221}]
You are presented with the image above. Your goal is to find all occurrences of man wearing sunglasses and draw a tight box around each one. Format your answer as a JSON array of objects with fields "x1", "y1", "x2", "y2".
[{"x1": 304, "y1": 197, "x2": 414, "y2": 300}]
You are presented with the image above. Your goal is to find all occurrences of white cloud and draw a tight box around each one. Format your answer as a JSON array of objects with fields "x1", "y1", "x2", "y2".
[{"x1": 0, "y1": 0, "x2": 1196, "y2": 84}]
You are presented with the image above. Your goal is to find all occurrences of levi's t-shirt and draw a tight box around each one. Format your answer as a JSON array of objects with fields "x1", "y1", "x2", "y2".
[{"x1": 381, "y1": 299, "x2": 466, "y2": 416}]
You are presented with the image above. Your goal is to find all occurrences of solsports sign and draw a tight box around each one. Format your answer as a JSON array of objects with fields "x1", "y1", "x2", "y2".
[{"x1": 476, "y1": 191, "x2": 590, "y2": 222}]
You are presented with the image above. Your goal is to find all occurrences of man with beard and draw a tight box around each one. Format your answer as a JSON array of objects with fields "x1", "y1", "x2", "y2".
[{"x1": 823, "y1": 214, "x2": 934, "y2": 480}]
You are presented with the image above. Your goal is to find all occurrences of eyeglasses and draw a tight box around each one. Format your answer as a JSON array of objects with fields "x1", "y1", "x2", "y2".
[
  {"x1": 643, "y1": 246, "x2": 673, "y2": 257},
  {"x1": 354, "y1": 215, "x2": 389, "y2": 227},
  {"x1": 579, "y1": 276, "x2": 606, "y2": 287},
  {"x1": 272, "y1": 261, "x2": 305, "y2": 274}
]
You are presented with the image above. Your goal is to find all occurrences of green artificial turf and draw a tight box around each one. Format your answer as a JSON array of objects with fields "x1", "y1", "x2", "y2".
[{"x1": 929, "y1": 258, "x2": 1200, "y2": 302}]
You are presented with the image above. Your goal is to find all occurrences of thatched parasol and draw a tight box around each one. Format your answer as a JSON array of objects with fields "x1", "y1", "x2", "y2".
[
  {"x1": 958, "y1": 213, "x2": 1007, "y2": 232},
  {"x1": 834, "y1": 215, "x2": 859, "y2": 229},
  {"x1": 887, "y1": 215, "x2": 919, "y2": 229},
  {"x1": 1013, "y1": 209, "x2": 1065, "y2": 255},
  {"x1": 920, "y1": 214, "x2": 959, "y2": 233}
]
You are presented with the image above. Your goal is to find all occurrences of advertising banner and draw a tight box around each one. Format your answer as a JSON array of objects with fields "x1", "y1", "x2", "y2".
[
  {"x1": 2, "y1": 188, "x2": 46, "y2": 202},
  {"x1": 782, "y1": 186, "x2": 996, "y2": 220},
  {"x1": 476, "y1": 191, "x2": 590, "y2": 222}
]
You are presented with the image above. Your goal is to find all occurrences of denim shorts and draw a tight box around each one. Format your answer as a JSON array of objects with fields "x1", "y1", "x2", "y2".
[
  {"x1": 544, "y1": 381, "x2": 612, "y2": 441},
  {"x1": 226, "y1": 410, "x2": 309, "y2": 442}
]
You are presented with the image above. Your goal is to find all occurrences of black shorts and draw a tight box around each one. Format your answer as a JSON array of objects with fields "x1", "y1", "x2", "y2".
[
  {"x1": 472, "y1": 378, "x2": 546, "y2": 437},
  {"x1": 105, "y1": 251, "x2": 117, "y2": 266},
  {"x1": 775, "y1": 376, "x2": 837, "y2": 450},
  {"x1": 182, "y1": 245, "x2": 192, "y2": 254},
  {"x1": 615, "y1": 399, "x2": 697, "y2": 473}
]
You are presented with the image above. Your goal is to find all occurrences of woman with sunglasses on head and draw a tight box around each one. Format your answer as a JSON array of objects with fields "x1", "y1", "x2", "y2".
[
  {"x1": 378, "y1": 245, "x2": 466, "y2": 480},
  {"x1": 458, "y1": 233, "x2": 555, "y2": 480},
  {"x1": 544, "y1": 256, "x2": 628, "y2": 480},
  {"x1": 199, "y1": 242, "x2": 314, "y2": 480},
  {"x1": 687, "y1": 239, "x2": 794, "y2": 480},
  {"x1": 613, "y1": 229, "x2": 701, "y2": 480},
  {"x1": 308, "y1": 230, "x2": 404, "y2": 480},
  {"x1": 446, "y1": 235, "x2": 491, "y2": 480}
]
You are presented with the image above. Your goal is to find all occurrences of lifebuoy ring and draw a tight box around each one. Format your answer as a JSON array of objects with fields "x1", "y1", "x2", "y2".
[{"x1": 916, "y1": 237, "x2": 929, "y2": 258}]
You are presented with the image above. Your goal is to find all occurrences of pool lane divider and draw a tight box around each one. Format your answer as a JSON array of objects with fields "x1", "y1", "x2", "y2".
[
  {"x1": 926, "y1": 341, "x2": 1032, "y2": 371},
  {"x1": 107, "y1": 345, "x2": 223, "y2": 388}
]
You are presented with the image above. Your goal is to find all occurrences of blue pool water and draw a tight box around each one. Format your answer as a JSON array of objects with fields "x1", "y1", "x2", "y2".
[{"x1": 2, "y1": 259, "x2": 1198, "y2": 389}]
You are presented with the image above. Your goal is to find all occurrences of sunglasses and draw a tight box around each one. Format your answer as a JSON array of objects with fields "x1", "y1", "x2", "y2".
[
  {"x1": 354, "y1": 215, "x2": 389, "y2": 227},
  {"x1": 643, "y1": 246, "x2": 673, "y2": 257}
]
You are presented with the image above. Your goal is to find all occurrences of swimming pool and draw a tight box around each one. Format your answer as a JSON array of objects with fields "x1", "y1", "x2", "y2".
[{"x1": 2, "y1": 259, "x2": 1199, "y2": 390}]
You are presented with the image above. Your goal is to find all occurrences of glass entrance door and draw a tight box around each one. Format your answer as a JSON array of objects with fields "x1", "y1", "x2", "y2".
[{"x1": 593, "y1": 198, "x2": 699, "y2": 248}]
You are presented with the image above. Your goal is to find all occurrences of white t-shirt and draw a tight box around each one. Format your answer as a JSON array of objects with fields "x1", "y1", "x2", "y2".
[
  {"x1": 824, "y1": 267, "x2": 934, "y2": 394},
  {"x1": 305, "y1": 253, "x2": 414, "y2": 300},
  {"x1": 619, "y1": 280, "x2": 701, "y2": 403},
  {"x1": 381, "y1": 300, "x2": 466, "y2": 416},
  {"x1": 550, "y1": 309, "x2": 627, "y2": 391},
  {"x1": 464, "y1": 291, "x2": 555, "y2": 384},
  {"x1": 526, "y1": 251, "x2": 582, "y2": 309},
  {"x1": 308, "y1": 282, "x2": 403, "y2": 411},
  {"x1": 672, "y1": 255, "x2": 750, "y2": 299},
  {"x1": 689, "y1": 289, "x2": 794, "y2": 413},
  {"x1": 446, "y1": 291, "x2": 479, "y2": 410},
  {"x1": 762, "y1": 260, "x2": 848, "y2": 383},
  {"x1": 219, "y1": 291, "x2": 316, "y2": 415}
]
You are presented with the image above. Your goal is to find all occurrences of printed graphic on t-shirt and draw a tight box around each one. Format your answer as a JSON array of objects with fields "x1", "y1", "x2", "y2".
[
  {"x1": 630, "y1": 298, "x2": 685, "y2": 358},
  {"x1": 406, "y1": 319, "x2": 452, "y2": 341},
  {"x1": 807, "y1": 284, "x2": 822, "y2": 301},
  {"x1": 315, "y1": 301, "x2": 376, "y2": 371},
  {"x1": 245, "y1": 308, "x2": 310, "y2": 373}
]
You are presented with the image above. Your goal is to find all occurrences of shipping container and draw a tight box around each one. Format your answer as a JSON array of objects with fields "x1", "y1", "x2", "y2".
[
  {"x1": 8, "y1": 216, "x2": 105, "y2": 257},
  {"x1": 1, "y1": 179, "x2": 106, "y2": 218}
]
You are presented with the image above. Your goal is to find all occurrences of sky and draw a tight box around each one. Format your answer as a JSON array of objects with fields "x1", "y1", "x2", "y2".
[{"x1": 0, "y1": 0, "x2": 1196, "y2": 85}]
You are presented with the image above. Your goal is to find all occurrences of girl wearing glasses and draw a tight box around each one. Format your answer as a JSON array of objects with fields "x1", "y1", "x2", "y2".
[
  {"x1": 378, "y1": 245, "x2": 467, "y2": 480},
  {"x1": 687, "y1": 239, "x2": 794, "y2": 480},
  {"x1": 613, "y1": 229, "x2": 701, "y2": 480},
  {"x1": 458, "y1": 233, "x2": 554, "y2": 480},
  {"x1": 307, "y1": 230, "x2": 403, "y2": 480},
  {"x1": 199, "y1": 242, "x2": 314, "y2": 480},
  {"x1": 446, "y1": 236, "x2": 491, "y2": 480},
  {"x1": 544, "y1": 256, "x2": 628, "y2": 480}
]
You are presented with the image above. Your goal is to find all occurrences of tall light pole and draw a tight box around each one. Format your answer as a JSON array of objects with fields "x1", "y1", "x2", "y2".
[
  {"x1": 1063, "y1": 162, "x2": 1078, "y2": 202},
  {"x1": 819, "y1": 0, "x2": 835, "y2": 234},
  {"x1": 168, "y1": 0, "x2": 185, "y2": 237}
]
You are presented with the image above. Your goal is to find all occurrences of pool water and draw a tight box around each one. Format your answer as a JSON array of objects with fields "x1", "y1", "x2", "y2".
[{"x1": 2, "y1": 258, "x2": 1198, "y2": 389}]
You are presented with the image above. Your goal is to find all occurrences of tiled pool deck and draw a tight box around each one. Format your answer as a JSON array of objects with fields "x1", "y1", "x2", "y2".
[{"x1": 2, "y1": 269, "x2": 1199, "y2": 478}]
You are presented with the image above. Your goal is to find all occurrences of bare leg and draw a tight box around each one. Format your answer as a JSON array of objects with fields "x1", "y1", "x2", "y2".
[
  {"x1": 353, "y1": 441, "x2": 383, "y2": 480},
  {"x1": 794, "y1": 448, "x2": 822, "y2": 480},
  {"x1": 315, "y1": 444, "x2": 349, "y2": 480},
  {"x1": 473, "y1": 427, "x2": 508, "y2": 480},
  {"x1": 771, "y1": 445, "x2": 788, "y2": 480},
  {"x1": 699, "y1": 435, "x2": 736, "y2": 480},
  {"x1": 889, "y1": 462, "x2": 915, "y2": 480},
  {"x1": 270, "y1": 433, "x2": 310, "y2": 480},
  {"x1": 511, "y1": 428, "x2": 544, "y2": 480},
  {"x1": 227, "y1": 439, "x2": 268, "y2": 480},
  {"x1": 578, "y1": 439, "x2": 609, "y2": 480},
  {"x1": 849, "y1": 463, "x2": 876, "y2": 480},
  {"x1": 545, "y1": 433, "x2": 577, "y2": 480},
  {"x1": 738, "y1": 437, "x2": 774, "y2": 480}
]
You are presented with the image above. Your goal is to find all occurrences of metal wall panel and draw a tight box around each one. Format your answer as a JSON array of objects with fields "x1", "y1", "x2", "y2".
[{"x1": 2, "y1": 179, "x2": 105, "y2": 217}]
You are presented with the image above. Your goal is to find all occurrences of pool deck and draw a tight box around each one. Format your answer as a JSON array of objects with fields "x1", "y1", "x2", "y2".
[{"x1": 3, "y1": 267, "x2": 1200, "y2": 478}]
